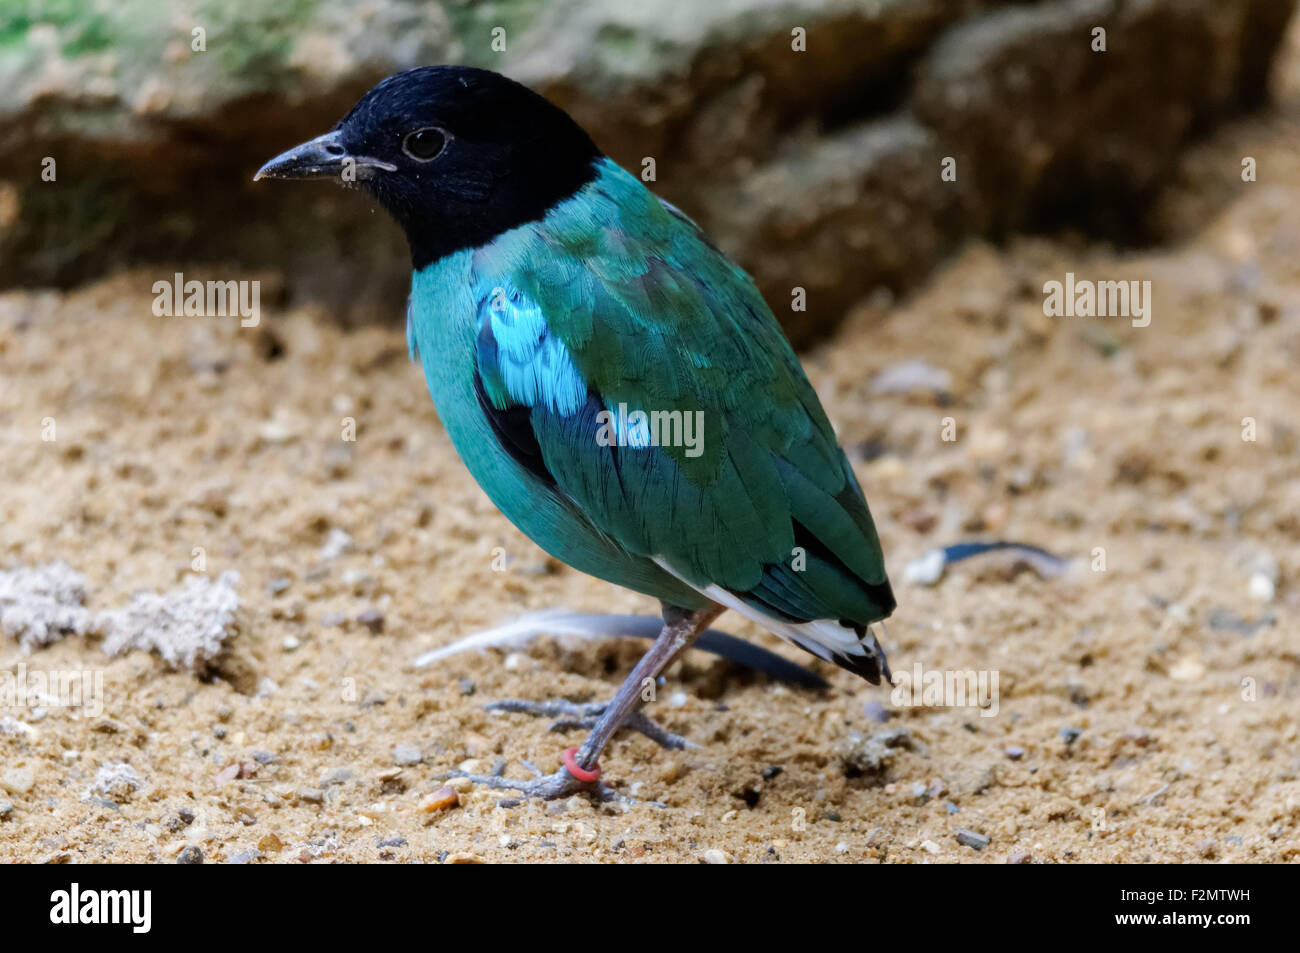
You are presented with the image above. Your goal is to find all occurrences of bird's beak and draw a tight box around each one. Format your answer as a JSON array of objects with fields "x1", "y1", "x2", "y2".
[{"x1": 253, "y1": 130, "x2": 396, "y2": 182}]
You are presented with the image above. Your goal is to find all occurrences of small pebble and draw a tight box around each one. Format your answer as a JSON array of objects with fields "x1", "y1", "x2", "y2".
[
  {"x1": 258, "y1": 833, "x2": 283, "y2": 853},
  {"x1": 863, "y1": 700, "x2": 890, "y2": 723},
  {"x1": 1006, "y1": 851, "x2": 1033, "y2": 864},
  {"x1": 1, "y1": 768, "x2": 35, "y2": 794},
  {"x1": 356, "y1": 608, "x2": 385, "y2": 634},
  {"x1": 320, "y1": 767, "x2": 353, "y2": 786},
  {"x1": 702, "y1": 849, "x2": 731, "y2": 864},
  {"x1": 1004, "y1": 745, "x2": 1026, "y2": 760},
  {"x1": 1248, "y1": 572, "x2": 1275, "y2": 603},
  {"x1": 1059, "y1": 727, "x2": 1081, "y2": 745},
  {"x1": 458, "y1": 678, "x2": 476, "y2": 696},
  {"x1": 955, "y1": 828, "x2": 990, "y2": 850},
  {"x1": 177, "y1": 846, "x2": 204, "y2": 864},
  {"x1": 392, "y1": 744, "x2": 423, "y2": 766},
  {"x1": 419, "y1": 786, "x2": 460, "y2": 813}
]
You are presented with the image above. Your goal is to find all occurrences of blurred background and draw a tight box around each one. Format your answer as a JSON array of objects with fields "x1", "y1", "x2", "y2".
[
  {"x1": 1, "y1": 0, "x2": 1298, "y2": 864},
  {"x1": 2, "y1": 0, "x2": 1294, "y2": 341}
]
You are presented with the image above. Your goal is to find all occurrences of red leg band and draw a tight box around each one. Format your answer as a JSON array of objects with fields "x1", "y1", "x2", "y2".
[{"x1": 561, "y1": 747, "x2": 601, "y2": 783}]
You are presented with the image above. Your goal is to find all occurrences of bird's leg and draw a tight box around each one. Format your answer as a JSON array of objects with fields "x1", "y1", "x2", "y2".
[
  {"x1": 485, "y1": 698, "x2": 695, "y2": 750},
  {"x1": 444, "y1": 603, "x2": 724, "y2": 801},
  {"x1": 482, "y1": 603, "x2": 718, "y2": 749}
]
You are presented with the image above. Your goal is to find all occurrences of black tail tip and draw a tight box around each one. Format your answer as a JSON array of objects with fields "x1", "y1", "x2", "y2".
[{"x1": 833, "y1": 628, "x2": 891, "y2": 686}]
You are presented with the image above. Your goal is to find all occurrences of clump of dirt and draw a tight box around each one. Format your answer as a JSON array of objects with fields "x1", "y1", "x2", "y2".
[{"x1": 1, "y1": 35, "x2": 1298, "y2": 867}]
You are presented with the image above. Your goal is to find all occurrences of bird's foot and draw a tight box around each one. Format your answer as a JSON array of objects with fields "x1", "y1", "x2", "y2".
[
  {"x1": 437, "y1": 757, "x2": 632, "y2": 804},
  {"x1": 485, "y1": 697, "x2": 695, "y2": 750}
]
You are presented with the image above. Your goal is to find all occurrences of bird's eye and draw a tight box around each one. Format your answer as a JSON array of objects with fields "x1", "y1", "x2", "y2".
[{"x1": 402, "y1": 127, "x2": 448, "y2": 161}]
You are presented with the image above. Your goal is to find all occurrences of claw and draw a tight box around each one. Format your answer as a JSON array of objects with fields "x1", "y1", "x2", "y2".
[
  {"x1": 484, "y1": 697, "x2": 694, "y2": 749},
  {"x1": 435, "y1": 764, "x2": 629, "y2": 803}
]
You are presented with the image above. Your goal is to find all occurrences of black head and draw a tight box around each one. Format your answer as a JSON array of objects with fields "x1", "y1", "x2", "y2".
[{"x1": 255, "y1": 66, "x2": 602, "y2": 268}]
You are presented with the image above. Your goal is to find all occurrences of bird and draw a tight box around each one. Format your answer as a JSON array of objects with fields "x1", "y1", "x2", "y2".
[{"x1": 255, "y1": 66, "x2": 895, "y2": 800}]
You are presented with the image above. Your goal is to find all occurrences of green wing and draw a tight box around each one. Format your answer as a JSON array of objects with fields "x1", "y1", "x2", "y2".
[{"x1": 473, "y1": 160, "x2": 894, "y2": 668}]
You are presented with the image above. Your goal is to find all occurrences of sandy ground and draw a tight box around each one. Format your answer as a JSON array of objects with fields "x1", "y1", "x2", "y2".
[{"x1": 3, "y1": 55, "x2": 1300, "y2": 867}]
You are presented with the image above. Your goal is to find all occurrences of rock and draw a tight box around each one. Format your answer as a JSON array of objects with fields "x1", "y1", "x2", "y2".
[
  {"x1": 1004, "y1": 745, "x2": 1026, "y2": 760},
  {"x1": 869, "y1": 359, "x2": 953, "y2": 398},
  {"x1": 955, "y1": 828, "x2": 990, "y2": 850},
  {"x1": 2, "y1": 1, "x2": 1290, "y2": 344},
  {"x1": 0, "y1": 801, "x2": 12, "y2": 819},
  {"x1": 702, "y1": 849, "x2": 732, "y2": 864},
  {"x1": 1060, "y1": 727, "x2": 1082, "y2": 746},
  {"x1": 833, "y1": 728, "x2": 914, "y2": 783},
  {"x1": 903, "y1": 548, "x2": 949, "y2": 587},
  {"x1": 258, "y1": 834, "x2": 284, "y2": 853},
  {"x1": 356, "y1": 608, "x2": 385, "y2": 634},
  {"x1": 862, "y1": 700, "x2": 890, "y2": 724},
  {"x1": 1249, "y1": 572, "x2": 1275, "y2": 603},
  {"x1": 445, "y1": 852, "x2": 484, "y2": 864},
  {"x1": 0, "y1": 768, "x2": 34, "y2": 794},
  {"x1": 392, "y1": 744, "x2": 423, "y2": 766},
  {"x1": 1006, "y1": 851, "x2": 1033, "y2": 864},
  {"x1": 911, "y1": 0, "x2": 1293, "y2": 241},
  {"x1": 317, "y1": 528, "x2": 353, "y2": 560},
  {"x1": 418, "y1": 786, "x2": 460, "y2": 813},
  {"x1": 1208, "y1": 608, "x2": 1275, "y2": 635},
  {"x1": 86, "y1": 762, "x2": 143, "y2": 802},
  {"x1": 320, "y1": 767, "x2": 353, "y2": 787},
  {"x1": 176, "y1": 846, "x2": 204, "y2": 864}
]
